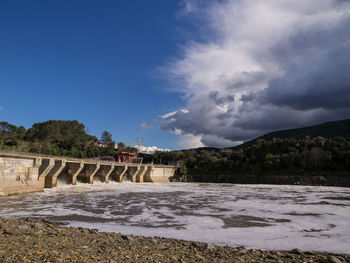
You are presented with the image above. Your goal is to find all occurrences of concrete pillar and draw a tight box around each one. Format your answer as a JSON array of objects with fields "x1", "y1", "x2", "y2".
[
  {"x1": 118, "y1": 166, "x2": 128, "y2": 182},
  {"x1": 131, "y1": 166, "x2": 140, "y2": 182},
  {"x1": 104, "y1": 164, "x2": 115, "y2": 183},
  {"x1": 38, "y1": 158, "x2": 55, "y2": 187},
  {"x1": 143, "y1": 165, "x2": 153, "y2": 182},
  {"x1": 30, "y1": 158, "x2": 42, "y2": 181},
  {"x1": 137, "y1": 165, "x2": 149, "y2": 182},
  {"x1": 112, "y1": 165, "x2": 128, "y2": 182},
  {"x1": 71, "y1": 161, "x2": 85, "y2": 185},
  {"x1": 45, "y1": 159, "x2": 66, "y2": 188},
  {"x1": 88, "y1": 163, "x2": 100, "y2": 184},
  {"x1": 76, "y1": 163, "x2": 100, "y2": 184},
  {"x1": 136, "y1": 166, "x2": 145, "y2": 182}
]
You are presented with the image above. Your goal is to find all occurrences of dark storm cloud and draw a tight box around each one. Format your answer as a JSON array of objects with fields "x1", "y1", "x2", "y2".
[
  {"x1": 209, "y1": 91, "x2": 235, "y2": 105},
  {"x1": 225, "y1": 72, "x2": 268, "y2": 90},
  {"x1": 158, "y1": 0, "x2": 350, "y2": 148},
  {"x1": 261, "y1": 42, "x2": 350, "y2": 110}
]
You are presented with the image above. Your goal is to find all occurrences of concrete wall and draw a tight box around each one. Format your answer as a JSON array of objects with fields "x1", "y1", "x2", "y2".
[
  {"x1": 145, "y1": 166, "x2": 176, "y2": 183},
  {"x1": 0, "y1": 152, "x2": 179, "y2": 196},
  {"x1": 0, "y1": 157, "x2": 42, "y2": 196}
]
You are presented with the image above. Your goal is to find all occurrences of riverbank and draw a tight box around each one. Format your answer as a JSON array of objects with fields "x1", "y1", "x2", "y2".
[
  {"x1": 0, "y1": 218, "x2": 349, "y2": 263},
  {"x1": 173, "y1": 174, "x2": 350, "y2": 187}
]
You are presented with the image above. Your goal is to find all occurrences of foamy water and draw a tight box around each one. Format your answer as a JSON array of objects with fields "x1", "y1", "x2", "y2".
[{"x1": 0, "y1": 182, "x2": 349, "y2": 253}]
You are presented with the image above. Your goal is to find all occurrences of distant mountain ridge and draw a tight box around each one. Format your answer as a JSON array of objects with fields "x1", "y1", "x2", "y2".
[{"x1": 231, "y1": 119, "x2": 350, "y2": 149}]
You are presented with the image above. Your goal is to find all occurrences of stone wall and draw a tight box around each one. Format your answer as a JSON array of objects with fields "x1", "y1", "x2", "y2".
[
  {"x1": 0, "y1": 157, "x2": 42, "y2": 196},
  {"x1": 145, "y1": 166, "x2": 176, "y2": 183},
  {"x1": 0, "y1": 157, "x2": 33, "y2": 182}
]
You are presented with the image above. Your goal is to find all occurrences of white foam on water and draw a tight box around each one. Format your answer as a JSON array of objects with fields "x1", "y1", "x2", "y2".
[{"x1": 0, "y1": 183, "x2": 349, "y2": 253}]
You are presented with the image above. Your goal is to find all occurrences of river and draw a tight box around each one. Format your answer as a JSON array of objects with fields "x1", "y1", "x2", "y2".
[{"x1": 0, "y1": 182, "x2": 349, "y2": 253}]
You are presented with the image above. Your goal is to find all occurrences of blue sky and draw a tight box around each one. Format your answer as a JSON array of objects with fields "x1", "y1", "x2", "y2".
[
  {"x1": 1, "y1": 0, "x2": 350, "y2": 150},
  {"x1": 0, "y1": 0, "x2": 190, "y2": 149}
]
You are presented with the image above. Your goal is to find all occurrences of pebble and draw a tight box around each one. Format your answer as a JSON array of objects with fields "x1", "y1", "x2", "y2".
[
  {"x1": 122, "y1": 235, "x2": 135, "y2": 242},
  {"x1": 0, "y1": 217, "x2": 349, "y2": 263},
  {"x1": 291, "y1": 248, "x2": 304, "y2": 255},
  {"x1": 17, "y1": 224, "x2": 29, "y2": 229},
  {"x1": 203, "y1": 243, "x2": 216, "y2": 250},
  {"x1": 327, "y1": 255, "x2": 343, "y2": 263}
]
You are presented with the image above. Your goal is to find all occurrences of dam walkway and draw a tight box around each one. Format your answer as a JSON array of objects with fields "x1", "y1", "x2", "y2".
[{"x1": 0, "y1": 150, "x2": 179, "y2": 196}]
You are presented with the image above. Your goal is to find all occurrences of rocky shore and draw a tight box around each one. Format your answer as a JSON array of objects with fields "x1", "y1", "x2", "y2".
[{"x1": 0, "y1": 218, "x2": 349, "y2": 263}]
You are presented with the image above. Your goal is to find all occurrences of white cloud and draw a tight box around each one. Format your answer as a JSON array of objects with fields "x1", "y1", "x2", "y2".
[
  {"x1": 179, "y1": 0, "x2": 198, "y2": 14},
  {"x1": 160, "y1": 0, "x2": 350, "y2": 148},
  {"x1": 136, "y1": 145, "x2": 170, "y2": 154},
  {"x1": 137, "y1": 122, "x2": 153, "y2": 131},
  {"x1": 160, "y1": 109, "x2": 189, "y2": 120},
  {"x1": 177, "y1": 134, "x2": 204, "y2": 149}
]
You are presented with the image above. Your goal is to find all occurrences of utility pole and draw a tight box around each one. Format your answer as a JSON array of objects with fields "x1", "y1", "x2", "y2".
[{"x1": 136, "y1": 137, "x2": 144, "y2": 148}]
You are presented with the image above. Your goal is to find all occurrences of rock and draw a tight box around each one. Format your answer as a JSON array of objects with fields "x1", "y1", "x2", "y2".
[
  {"x1": 149, "y1": 238, "x2": 158, "y2": 244},
  {"x1": 237, "y1": 248, "x2": 248, "y2": 255},
  {"x1": 291, "y1": 248, "x2": 304, "y2": 254},
  {"x1": 121, "y1": 235, "x2": 135, "y2": 242},
  {"x1": 327, "y1": 255, "x2": 343, "y2": 263},
  {"x1": 33, "y1": 223, "x2": 44, "y2": 229},
  {"x1": 0, "y1": 218, "x2": 349, "y2": 263},
  {"x1": 192, "y1": 242, "x2": 201, "y2": 248},
  {"x1": 267, "y1": 254, "x2": 277, "y2": 259},
  {"x1": 285, "y1": 254, "x2": 295, "y2": 259},
  {"x1": 2, "y1": 227, "x2": 18, "y2": 235},
  {"x1": 195, "y1": 254, "x2": 205, "y2": 260},
  {"x1": 203, "y1": 243, "x2": 216, "y2": 250},
  {"x1": 274, "y1": 251, "x2": 283, "y2": 257},
  {"x1": 88, "y1": 229, "x2": 98, "y2": 234},
  {"x1": 17, "y1": 224, "x2": 29, "y2": 229}
]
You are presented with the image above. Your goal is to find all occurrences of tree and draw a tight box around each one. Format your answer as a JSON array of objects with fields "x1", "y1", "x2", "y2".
[
  {"x1": 100, "y1": 131, "x2": 115, "y2": 155},
  {"x1": 117, "y1": 142, "x2": 126, "y2": 151},
  {"x1": 101, "y1": 131, "x2": 113, "y2": 145}
]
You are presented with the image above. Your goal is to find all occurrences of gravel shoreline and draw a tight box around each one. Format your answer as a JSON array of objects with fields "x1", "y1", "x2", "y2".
[{"x1": 0, "y1": 218, "x2": 349, "y2": 263}]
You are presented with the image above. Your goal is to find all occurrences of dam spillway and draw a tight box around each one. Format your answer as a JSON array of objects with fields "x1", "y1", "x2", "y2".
[{"x1": 0, "y1": 151, "x2": 179, "y2": 196}]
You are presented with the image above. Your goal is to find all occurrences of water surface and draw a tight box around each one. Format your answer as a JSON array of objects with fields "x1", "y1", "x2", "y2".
[{"x1": 0, "y1": 182, "x2": 349, "y2": 253}]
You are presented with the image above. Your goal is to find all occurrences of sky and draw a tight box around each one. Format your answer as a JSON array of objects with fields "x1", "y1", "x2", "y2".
[{"x1": 1, "y1": 0, "x2": 350, "y2": 150}]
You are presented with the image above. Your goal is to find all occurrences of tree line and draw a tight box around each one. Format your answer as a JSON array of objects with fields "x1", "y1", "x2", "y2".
[
  {"x1": 2, "y1": 120, "x2": 350, "y2": 183},
  {"x1": 0, "y1": 120, "x2": 137, "y2": 159},
  {"x1": 151, "y1": 136, "x2": 350, "y2": 182}
]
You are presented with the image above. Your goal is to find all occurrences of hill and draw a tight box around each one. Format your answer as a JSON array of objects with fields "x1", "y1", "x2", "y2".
[
  {"x1": 150, "y1": 119, "x2": 350, "y2": 186},
  {"x1": 231, "y1": 119, "x2": 350, "y2": 149}
]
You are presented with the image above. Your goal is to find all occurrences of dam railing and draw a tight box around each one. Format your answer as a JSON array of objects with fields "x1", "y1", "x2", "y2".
[{"x1": 0, "y1": 149, "x2": 181, "y2": 167}]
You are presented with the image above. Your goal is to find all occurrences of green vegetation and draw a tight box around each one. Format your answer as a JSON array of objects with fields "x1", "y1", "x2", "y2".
[
  {"x1": 153, "y1": 136, "x2": 350, "y2": 183},
  {"x1": 234, "y1": 119, "x2": 350, "y2": 149},
  {"x1": 100, "y1": 130, "x2": 115, "y2": 151},
  {"x1": 148, "y1": 119, "x2": 350, "y2": 183},
  {"x1": 0, "y1": 120, "x2": 136, "y2": 159},
  {"x1": 2, "y1": 119, "x2": 350, "y2": 184}
]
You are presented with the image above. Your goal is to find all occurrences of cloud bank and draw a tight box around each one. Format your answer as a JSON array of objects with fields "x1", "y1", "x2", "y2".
[
  {"x1": 136, "y1": 145, "x2": 170, "y2": 154},
  {"x1": 160, "y1": 0, "x2": 350, "y2": 148}
]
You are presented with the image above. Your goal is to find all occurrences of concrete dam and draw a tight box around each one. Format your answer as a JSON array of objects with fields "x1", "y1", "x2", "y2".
[{"x1": 0, "y1": 151, "x2": 179, "y2": 196}]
